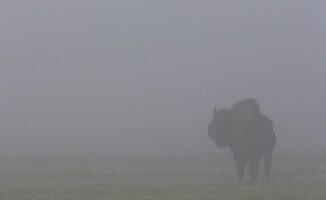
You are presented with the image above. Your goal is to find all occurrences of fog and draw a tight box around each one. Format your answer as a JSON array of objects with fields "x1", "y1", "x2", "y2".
[{"x1": 0, "y1": 1, "x2": 325, "y2": 162}]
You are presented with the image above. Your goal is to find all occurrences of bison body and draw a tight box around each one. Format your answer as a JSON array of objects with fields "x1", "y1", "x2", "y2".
[{"x1": 208, "y1": 99, "x2": 276, "y2": 181}]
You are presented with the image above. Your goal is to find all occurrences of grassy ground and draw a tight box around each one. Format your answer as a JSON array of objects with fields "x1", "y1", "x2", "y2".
[{"x1": 0, "y1": 160, "x2": 325, "y2": 200}]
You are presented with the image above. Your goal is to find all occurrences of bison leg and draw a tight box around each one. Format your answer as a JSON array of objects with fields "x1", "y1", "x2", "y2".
[
  {"x1": 235, "y1": 160, "x2": 247, "y2": 182},
  {"x1": 264, "y1": 153, "x2": 273, "y2": 180},
  {"x1": 249, "y1": 159, "x2": 260, "y2": 181}
]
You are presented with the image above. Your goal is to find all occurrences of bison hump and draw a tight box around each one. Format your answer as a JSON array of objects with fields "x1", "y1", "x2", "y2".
[
  {"x1": 230, "y1": 99, "x2": 261, "y2": 138},
  {"x1": 231, "y1": 98, "x2": 260, "y2": 123}
]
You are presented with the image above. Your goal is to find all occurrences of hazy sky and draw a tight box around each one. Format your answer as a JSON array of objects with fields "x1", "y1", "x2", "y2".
[{"x1": 0, "y1": 1, "x2": 325, "y2": 160}]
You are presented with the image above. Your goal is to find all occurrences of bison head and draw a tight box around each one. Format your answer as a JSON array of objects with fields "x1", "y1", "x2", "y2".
[{"x1": 208, "y1": 107, "x2": 234, "y2": 148}]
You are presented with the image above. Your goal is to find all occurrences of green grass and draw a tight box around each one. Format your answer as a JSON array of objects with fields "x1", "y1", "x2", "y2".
[{"x1": 0, "y1": 160, "x2": 325, "y2": 200}]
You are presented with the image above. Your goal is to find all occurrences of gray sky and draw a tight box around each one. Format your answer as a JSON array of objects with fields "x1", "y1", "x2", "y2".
[{"x1": 0, "y1": 1, "x2": 325, "y2": 160}]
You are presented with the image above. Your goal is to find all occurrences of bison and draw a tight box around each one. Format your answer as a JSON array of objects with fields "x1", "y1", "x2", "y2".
[{"x1": 208, "y1": 98, "x2": 276, "y2": 181}]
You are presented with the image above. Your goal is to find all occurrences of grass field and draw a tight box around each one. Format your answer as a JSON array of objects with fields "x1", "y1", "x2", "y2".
[{"x1": 0, "y1": 159, "x2": 325, "y2": 200}]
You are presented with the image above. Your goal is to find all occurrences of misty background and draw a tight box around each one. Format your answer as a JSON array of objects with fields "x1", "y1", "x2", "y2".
[{"x1": 0, "y1": 1, "x2": 325, "y2": 162}]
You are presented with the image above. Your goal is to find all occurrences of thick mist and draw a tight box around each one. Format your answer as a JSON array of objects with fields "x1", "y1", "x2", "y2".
[{"x1": 0, "y1": 1, "x2": 325, "y2": 162}]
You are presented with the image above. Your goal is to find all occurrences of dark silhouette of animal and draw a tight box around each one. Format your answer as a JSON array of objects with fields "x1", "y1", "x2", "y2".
[{"x1": 208, "y1": 98, "x2": 276, "y2": 181}]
